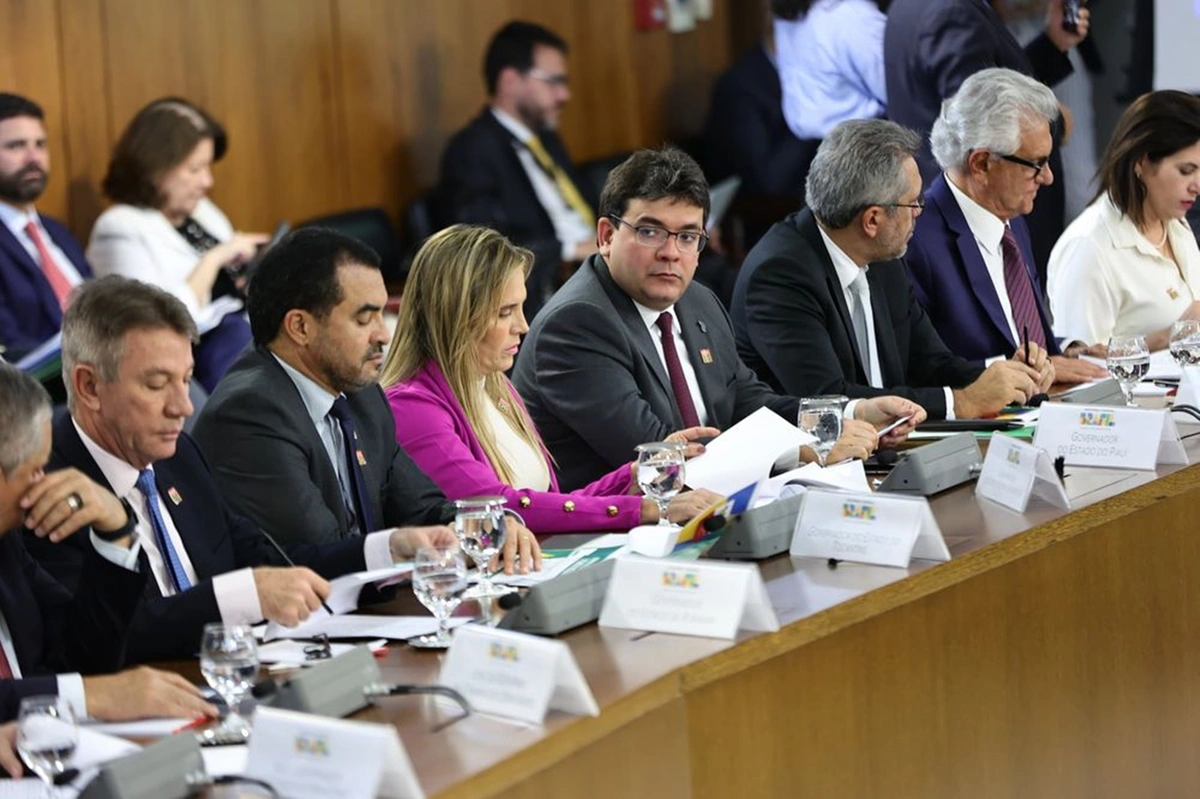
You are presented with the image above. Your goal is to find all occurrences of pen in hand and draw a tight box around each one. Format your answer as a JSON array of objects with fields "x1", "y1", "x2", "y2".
[
  {"x1": 1023, "y1": 325, "x2": 1032, "y2": 368},
  {"x1": 259, "y1": 527, "x2": 335, "y2": 616}
]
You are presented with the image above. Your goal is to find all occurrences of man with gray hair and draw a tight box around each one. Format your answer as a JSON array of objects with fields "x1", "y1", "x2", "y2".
[
  {"x1": 906, "y1": 67, "x2": 1106, "y2": 385},
  {"x1": 732, "y1": 118, "x2": 1047, "y2": 420}
]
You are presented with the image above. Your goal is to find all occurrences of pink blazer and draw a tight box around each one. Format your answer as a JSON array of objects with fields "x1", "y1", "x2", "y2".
[{"x1": 385, "y1": 361, "x2": 641, "y2": 535}]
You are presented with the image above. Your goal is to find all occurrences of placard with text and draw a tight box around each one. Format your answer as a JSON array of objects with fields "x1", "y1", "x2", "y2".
[
  {"x1": 975, "y1": 435, "x2": 1070, "y2": 513},
  {"x1": 789, "y1": 489, "x2": 951, "y2": 568},
  {"x1": 1033, "y1": 404, "x2": 1187, "y2": 470}
]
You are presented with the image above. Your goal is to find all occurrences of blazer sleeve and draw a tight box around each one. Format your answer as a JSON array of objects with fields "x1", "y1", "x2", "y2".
[
  {"x1": 86, "y1": 210, "x2": 202, "y2": 319},
  {"x1": 388, "y1": 388, "x2": 642, "y2": 535}
]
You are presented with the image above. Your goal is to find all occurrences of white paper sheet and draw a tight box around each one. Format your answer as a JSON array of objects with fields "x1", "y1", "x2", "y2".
[
  {"x1": 81, "y1": 718, "x2": 189, "y2": 738},
  {"x1": 262, "y1": 565, "x2": 415, "y2": 639},
  {"x1": 264, "y1": 614, "x2": 468, "y2": 641},
  {"x1": 684, "y1": 407, "x2": 816, "y2": 495},
  {"x1": 1082, "y1": 350, "x2": 1180, "y2": 380},
  {"x1": 201, "y1": 744, "x2": 249, "y2": 778},
  {"x1": 257, "y1": 638, "x2": 387, "y2": 666}
]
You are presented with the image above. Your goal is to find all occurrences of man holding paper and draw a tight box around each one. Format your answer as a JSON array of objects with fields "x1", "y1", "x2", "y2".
[{"x1": 513, "y1": 147, "x2": 924, "y2": 490}]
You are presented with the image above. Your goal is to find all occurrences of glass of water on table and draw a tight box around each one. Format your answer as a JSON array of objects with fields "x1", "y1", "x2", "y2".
[
  {"x1": 1106, "y1": 335, "x2": 1150, "y2": 406},
  {"x1": 798, "y1": 395, "x2": 847, "y2": 466},
  {"x1": 17, "y1": 695, "x2": 77, "y2": 794},
  {"x1": 199, "y1": 623, "x2": 259, "y2": 744},
  {"x1": 635, "y1": 441, "x2": 686, "y2": 526},
  {"x1": 410, "y1": 546, "x2": 469, "y2": 649}
]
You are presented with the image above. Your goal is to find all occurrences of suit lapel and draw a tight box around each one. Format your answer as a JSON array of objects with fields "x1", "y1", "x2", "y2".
[
  {"x1": 674, "y1": 300, "x2": 720, "y2": 424},
  {"x1": 795, "y1": 211, "x2": 868, "y2": 382},
  {"x1": 865, "y1": 266, "x2": 905, "y2": 386},
  {"x1": 151, "y1": 457, "x2": 217, "y2": 580},
  {"x1": 0, "y1": 222, "x2": 62, "y2": 327},
  {"x1": 481, "y1": 111, "x2": 557, "y2": 232},
  {"x1": 590, "y1": 259, "x2": 674, "y2": 401}
]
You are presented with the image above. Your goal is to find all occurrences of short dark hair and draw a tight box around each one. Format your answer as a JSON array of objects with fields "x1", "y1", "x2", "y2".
[
  {"x1": 248, "y1": 227, "x2": 382, "y2": 345},
  {"x1": 598, "y1": 147, "x2": 711, "y2": 225},
  {"x1": 0, "y1": 361, "x2": 51, "y2": 476},
  {"x1": 484, "y1": 20, "x2": 568, "y2": 96},
  {"x1": 102, "y1": 98, "x2": 224, "y2": 208},
  {"x1": 0, "y1": 93, "x2": 44, "y2": 124},
  {"x1": 1098, "y1": 90, "x2": 1200, "y2": 227}
]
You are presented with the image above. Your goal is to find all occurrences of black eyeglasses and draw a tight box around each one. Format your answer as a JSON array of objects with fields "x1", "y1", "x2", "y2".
[
  {"x1": 998, "y1": 153, "x2": 1050, "y2": 179},
  {"x1": 607, "y1": 214, "x2": 709, "y2": 254},
  {"x1": 883, "y1": 196, "x2": 926, "y2": 212},
  {"x1": 302, "y1": 634, "x2": 332, "y2": 661},
  {"x1": 525, "y1": 68, "x2": 570, "y2": 89}
]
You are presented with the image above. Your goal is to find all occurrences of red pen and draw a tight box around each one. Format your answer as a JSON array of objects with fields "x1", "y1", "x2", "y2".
[{"x1": 172, "y1": 716, "x2": 210, "y2": 734}]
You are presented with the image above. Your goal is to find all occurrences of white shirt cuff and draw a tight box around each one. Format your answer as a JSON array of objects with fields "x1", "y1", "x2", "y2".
[
  {"x1": 984, "y1": 355, "x2": 1005, "y2": 367},
  {"x1": 57, "y1": 673, "x2": 89, "y2": 721},
  {"x1": 363, "y1": 530, "x2": 395, "y2": 571},
  {"x1": 213, "y1": 568, "x2": 264, "y2": 626},
  {"x1": 773, "y1": 447, "x2": 802, "y2": 472},
  {"x1": 843, "y1": 399, "x2": 860, "y2": 420},
  {"x1": 944, "y1": 387, "x2": 957, "y2": 420},
  {"x1": 89, "y1": 531, "x2": 143, "y2": 570}
]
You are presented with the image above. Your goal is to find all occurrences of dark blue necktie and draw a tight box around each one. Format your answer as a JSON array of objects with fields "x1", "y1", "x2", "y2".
[
  {"x1": 135, "y1": 469, "x2": 192, "y2": 593},
  {"x1": 328, "y1": 397, "x2": 377, "y2": 534}
]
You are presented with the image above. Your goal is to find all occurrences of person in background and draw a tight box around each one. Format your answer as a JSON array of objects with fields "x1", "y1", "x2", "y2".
[
  {"x1": 1048, "y1": 91, "x2": 1200, "y2": 352},
  {"x1": 381, "y1": 224, "x2": 723, "y2": 535},
  {"x1": 87, "y1": 98, "x2": 267, "y2": 391}
]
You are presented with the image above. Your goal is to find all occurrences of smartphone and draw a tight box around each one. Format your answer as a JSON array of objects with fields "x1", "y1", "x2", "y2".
[
  {"x1": 877, "y1": 415, "x2": 913, "y2": 437},
  {"x1": 1062, "y1": 0, "x2": 1081, "y2": 33}
]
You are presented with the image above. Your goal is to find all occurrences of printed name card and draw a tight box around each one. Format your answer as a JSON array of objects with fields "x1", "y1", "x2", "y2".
[
  {"x1": 245, "y1": 706, "x2": 423, "y2": 799},
  {"x1": 1033, "y1": 404, "x2": 1187, "y2": 470},
  {"x1": 439, "y1": 625, "x2": 599, "y2": 725},
  {"x1": 598, "y1": 558, "x2": 779, "y2": 640},
  {"x1": 789, "y1": 489, "x2": 951, "y2": 568},
  {"x1": 975, "y1": 435, "x2": 1070, "y2": 513}
]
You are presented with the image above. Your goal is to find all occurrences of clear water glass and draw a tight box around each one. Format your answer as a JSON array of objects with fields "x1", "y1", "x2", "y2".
[
  {"x1": 1169, "y1": 320, "x2": 1200, "y2": 367},
  {"x1": 636, "y1": 441, "x2": 686, "y2": 526},
  {"x1": 1106, "y1": 335, "x2": 1150, "y2": 406},
  {"x1": 454, "y1": 496, "x2": 513, "y2": 599},
  {"x1": 17, "y1": 695, "x2": 77, "y2": 793},
  {"x1": 412, "y1": 546, "x2": 469, "y2": 648},
  {"x1": 199, "y1": 623, "x2": 258, "y2": 744},
  {"x1": 798, "y1": 395, "x2": 846, "y2": 466}
]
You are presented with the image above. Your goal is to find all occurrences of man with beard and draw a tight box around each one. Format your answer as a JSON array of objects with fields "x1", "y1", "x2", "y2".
[
  {"x1": 0, "y1": 94, "x2": 92, "y2": 360},
  {"x1": 731, "y1": 119, "x2": 1052, "y2": 420},
  {"x1": 192, "y1": 229, "x2": 541, "y2": 570},
  {"x1": 436, "y1": 21, "x2": 595, "y2": 319}
]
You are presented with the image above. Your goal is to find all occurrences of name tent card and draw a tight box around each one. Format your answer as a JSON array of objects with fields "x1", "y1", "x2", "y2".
[
  {"x1": 1034, "y1": 404, "x2": 1187, "y2": 470},
  {"x1": 598, "y1": 558, "x2": 779, "y2": 640},
  {"x1": 1173, "y1": 365, "x2": 1200, "y2": 409},
  {"x1": 439, "y1": 625, "x2": 599, "y2": 725},
  {"x1": 975, "y1": 435, "x2": 1070, "y2": 513},
  {"x1": 789, "y1": 489, "x2": 951, "y2": 568},
  {"x1": 244, "y1": 706, "x2": 423, "y2": 799}
]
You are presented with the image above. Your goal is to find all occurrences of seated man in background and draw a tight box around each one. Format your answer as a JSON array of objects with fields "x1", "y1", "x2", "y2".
[
  {"x1": 732, "y1": 119, "x2": 1051, "y2": 421},
  {"x1": 31, "y1": 276, "x2": 461, "y2": 663},
  {"x1": 512, "y1": 147, "x2": 923, "y2": 491},
  {"x1": 0, "y1": 360, "x2": 214, "y2": 721},
  {"x1": 905, "y1": 68, "x2": 1106, "y2": 384}
]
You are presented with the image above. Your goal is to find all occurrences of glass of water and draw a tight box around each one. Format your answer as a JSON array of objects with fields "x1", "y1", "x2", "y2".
[
  {"x1": 199, "y1": 623, "x2": 258, "y2": 744},
  {"x1": 1169, "y1": 320, "x2": 1200, "y2": 368},
  {"x1": 1106, "y1": 335, "x2": 1150, "y2": 406},
  {"x1": 17, "y1": 695, "x2": 77, "y2": 793},
  {"x1": 636, "y1": 441, "x2": 686, "y2": 526},
  {"x1": 799, "y1": 395, "x2": 846, "y2": 466},
  {"x1": 411, "y1": 546, "x2": 469, "y2": 648},
  {"x1": 454, "y1": 496, "x2": 514, "y2": 600}
]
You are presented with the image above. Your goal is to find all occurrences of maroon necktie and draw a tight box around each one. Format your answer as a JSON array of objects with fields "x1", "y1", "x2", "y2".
[
  {"x1": 655, "y1": 312, "x2": 702, "y2": 428},
  {"x1": 1001, "y1": 226, "x2": 1047, "y2": 350}
]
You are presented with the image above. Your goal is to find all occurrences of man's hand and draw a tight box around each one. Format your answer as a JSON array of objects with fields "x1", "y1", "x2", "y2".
[
  {"x1": 1045, "y1": 0, "x2": 1089, "y2": 52},
  {"x1": 1011, "y1": 341, "x2": 1055, "y2": 391},
  {"x1": 388, "y1": 525, "x2": 458, "y2": 561},
  {"x1": 1063, "y1": 341, "x2": 1108, "y2": 359},
  {"x1": 854, "y1": 396, "x2": 927, "y2": 445},
  {"x1": 664, "y1": 425, "x2": 722, "y2": 459},
  {"x1": 664, "y1": 489, "x2": 725, "y2": 524},
  {"x1": 953, "y1": 360, "x2": 1042, "y2": 418},
  {"x1": 0, "y1": 723, "x2": 21, "y2": 778},
  {"x1": 809, "y1": 418, "x2": 877, "y2": 464},
  {"x1": 21, "y1": 469, "x2": 129, "y2": 544},
  {"x1": 1050, "y1": 354, "x2": 1108, "y2": 384},
  {"x1": 84, "y1": 666, "x2": 217, "y2": 721},
  {"x1": 252, "y1": 567, "x2": 331, "y2": 627},
  {"x1": 488, "y1": 520, "x2": 542, "y2": 576}
]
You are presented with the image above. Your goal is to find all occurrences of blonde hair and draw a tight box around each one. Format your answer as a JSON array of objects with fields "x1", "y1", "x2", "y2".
[{"x1": 381, "y1": 225, "x2": 542, "y2": 486}]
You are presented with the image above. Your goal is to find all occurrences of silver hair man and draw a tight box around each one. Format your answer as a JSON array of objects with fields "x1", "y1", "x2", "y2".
[
  {"x1": 806, "y1": 119, "x2": 923, "y2": 229},
  {"x1": 0, "y1": 361, "x2": 51, "y2": 477}
]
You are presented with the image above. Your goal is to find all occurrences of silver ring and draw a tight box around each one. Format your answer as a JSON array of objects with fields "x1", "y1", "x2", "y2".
[{"x1": 65, "y1": 492, "x2": 83, "y2": 513}]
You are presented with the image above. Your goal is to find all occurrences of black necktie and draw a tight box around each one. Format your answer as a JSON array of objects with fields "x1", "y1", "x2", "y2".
[{"x1": 328, "y1": 397, "x2": 376, "y2": 534}]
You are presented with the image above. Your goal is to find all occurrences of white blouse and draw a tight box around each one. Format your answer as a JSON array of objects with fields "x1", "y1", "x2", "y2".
[{"x1": 480, "y1": 389, "x2": 551, "y2": 491}]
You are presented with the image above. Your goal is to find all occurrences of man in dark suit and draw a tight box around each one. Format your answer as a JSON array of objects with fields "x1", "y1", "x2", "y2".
[
  {"x1": 437, "y1": 21, "x2": 596, "y2": 319},
  {"x1": 884, "y1": 0, "x2": 1090, "y2": 275},
  {"x1": 29, "y1": 276, "x2": 461, "y2": 663},
  {"x1": 0, "y1": 94, "x2": 92, "y2": 361},
  {"x1": 0, "y1": 361, "x2": 215, "y2": 721},
  {"x1": 906, "y1": 68, "x2": 1107, "y2": 385},
  {"x1": 733, "y1": 119, "x2": 1052, "y2": 421},
  {"x1": 512, "y1": 148, "x2": 924, "y2": 491}
]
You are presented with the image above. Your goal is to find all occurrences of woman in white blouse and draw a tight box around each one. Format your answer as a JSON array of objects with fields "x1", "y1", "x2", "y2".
[
  {"x1": 87, "y1": 99, "x2": 267, "y2": 390},
  {"x1": 1048, "y1": 91, "x2": 1200, "y2": 352}
]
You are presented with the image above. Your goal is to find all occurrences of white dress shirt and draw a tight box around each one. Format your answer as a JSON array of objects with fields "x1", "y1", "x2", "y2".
[
  {"x1": 481, "y1": 387, "x2": 551, "y2": 491},
  {"x1": 491, "y1": 108, "x2": 593, "y2": 260},
  {"x1": 631, "y1": 301, "x2": 710, "y2": 428},
  {"x1": 0, "y1": 202, "x2": 85, "y2": 286}
]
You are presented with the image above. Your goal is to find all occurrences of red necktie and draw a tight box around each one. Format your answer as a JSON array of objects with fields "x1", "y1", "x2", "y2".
[
  {"x1": 0, "y1": 643, "x2": 15, "y2": 680},
  {"x1": 1001, "y1": 226, "x2": 1047, "y2": 350},
  {"x1": 655, "y1": 312, "x2": 702, "y2": 428},
  {"x1": 24, "y1": 220, "x2": 73, "y2": 310}
]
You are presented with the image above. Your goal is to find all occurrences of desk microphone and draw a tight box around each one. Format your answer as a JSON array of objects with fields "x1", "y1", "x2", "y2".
[
  {"x1": 1028, "y1": 392, "x2": 1050, "y2": 407},
  {"x1": 498, "y1": 592, "x2": 524, "y2": 611}
]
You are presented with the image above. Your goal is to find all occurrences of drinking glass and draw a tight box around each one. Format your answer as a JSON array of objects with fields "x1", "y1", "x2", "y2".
[
  {"x1": 411, "y1": 546, "x2": 469, "y2": 648},
  {"x1": 798, "y1": 395, "x2": 846, "y2": 466},
  {"x1": 17, "y1": 695, "x2": 77, "y2": 794},
  {"x1": 454, "y1": 496, "x2": 514, "y2": 600},
  {"x1": 635, "y1": 441, "x2": 686, "y2": 526},
  {"x1": 199, "y1": 623, "x2": 259, "y2": 744},
  {"x1": 1106, "y1": 335, "x2": 1150, "y2": 406},
  {"x1": 1169, "y1": 320, "x2": 1200, "y2": 368}
]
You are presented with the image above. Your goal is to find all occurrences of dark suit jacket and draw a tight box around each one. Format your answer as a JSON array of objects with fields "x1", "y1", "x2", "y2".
[
  {"x1": 512, "y1": 255, "x2": 798, "y2": 491},
  {"x1": 0, "y1": 216, "x2": 91, "y2": 360},
  {"x1": 437, "y1": 108, "x2": 596, "y2": 318},
  {"x1": 192, "y1": 347, "x2": 455, "y2": 547},
  {"x1": 0, "y1": 524, "x2": 145, "y2": 720},
  {"x1": 731, "y1": 209, "x2": 983, "y2": 420},
  {"x1": 29, "y1": 416, "x2": 373, "y2": 663},
  {"x1": 906, "y1": 174, "x2": 1059, "y2": 365}
]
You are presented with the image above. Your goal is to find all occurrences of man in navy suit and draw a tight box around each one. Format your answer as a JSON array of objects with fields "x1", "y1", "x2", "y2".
[
  {"x1": 0, "y1": 94, "x2": 92, "y2": 361},
  {"x1": 905, "y1": 68, "x2": 1107, "y2": 385}
]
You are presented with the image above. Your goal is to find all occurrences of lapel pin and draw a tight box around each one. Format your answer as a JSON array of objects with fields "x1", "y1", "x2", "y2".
[
  {"x1": 356, "y1": 450, "x2": 367, "y2": 466},
  {"x1": 697, "y1": 320, "x2": 708, "y2": 334},
  {"x1": 167, "y1": 487, "x2": 183, "y2": 506},
  {"x1": 700, "y1": 348, "x2": 714, "y2": 364},
  {"x1": 1168, "y1": 288, "x2": 1180, "y2": 300}
]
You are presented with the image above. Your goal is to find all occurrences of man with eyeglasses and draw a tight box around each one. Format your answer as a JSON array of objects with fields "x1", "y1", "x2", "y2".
[
  {"x1": 733, "y1": 118, "x2": 1048, "y2": 421},
  {"x1": 513, "y1": 147, "x2": 925, "y2": 490},
  {"x1": 905, "y1": 68, "x2": 1107, "y2": 385}
]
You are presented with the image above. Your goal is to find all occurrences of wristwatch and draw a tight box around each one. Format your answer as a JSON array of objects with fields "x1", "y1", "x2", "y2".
[{"x1": 92, "y1": 498, "x2": 138, "y2": 543}]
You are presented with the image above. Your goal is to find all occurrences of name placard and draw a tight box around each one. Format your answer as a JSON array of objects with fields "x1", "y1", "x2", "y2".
[
  {"x1": 975, "y1": 435, "x2": 1069, "y2": 513},
  {"x1": 598, "y1": 558, "x2": 779, "y2": 640},
  {"x1": 1033, "y1": 404, "x2": 1187, "y2": 470},
  {"x1": 789, "y1": 489, "x2": 951, "y2": 568},
  {"x1": 245, "y1": 706, "x2": 423, "y2": 799},
  {"x1": 439, "y1": 625, "x2": 598, "y2": 725}
]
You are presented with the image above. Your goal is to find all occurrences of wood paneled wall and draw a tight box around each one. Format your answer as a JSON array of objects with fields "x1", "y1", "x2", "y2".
[{"x1": 0, "y1": 0, "x2": 738, "y2": 242}]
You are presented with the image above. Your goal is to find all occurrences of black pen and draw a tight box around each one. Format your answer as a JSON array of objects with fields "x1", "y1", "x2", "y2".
[
  {"x1": 260, "y1": 526, "x2": 335, "y2": 616},
  {"x1": 1023, "y1": 325, "x2": 1032, "y2": 367}
]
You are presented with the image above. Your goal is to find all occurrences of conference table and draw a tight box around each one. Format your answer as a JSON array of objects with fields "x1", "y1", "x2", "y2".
[{"x1": 181, "y1": 421, "x2": 1200, "y2": 798}]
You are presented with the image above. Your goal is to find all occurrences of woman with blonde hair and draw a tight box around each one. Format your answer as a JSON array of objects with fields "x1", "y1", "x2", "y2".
[{"x1": 381, "y1": 224, "x2": 722, "y2": 534}]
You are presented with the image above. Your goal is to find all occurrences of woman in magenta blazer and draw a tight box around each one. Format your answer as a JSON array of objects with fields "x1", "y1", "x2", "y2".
[{"x1": 380, "y1": 225, "x2": 720, "y2": 535}]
